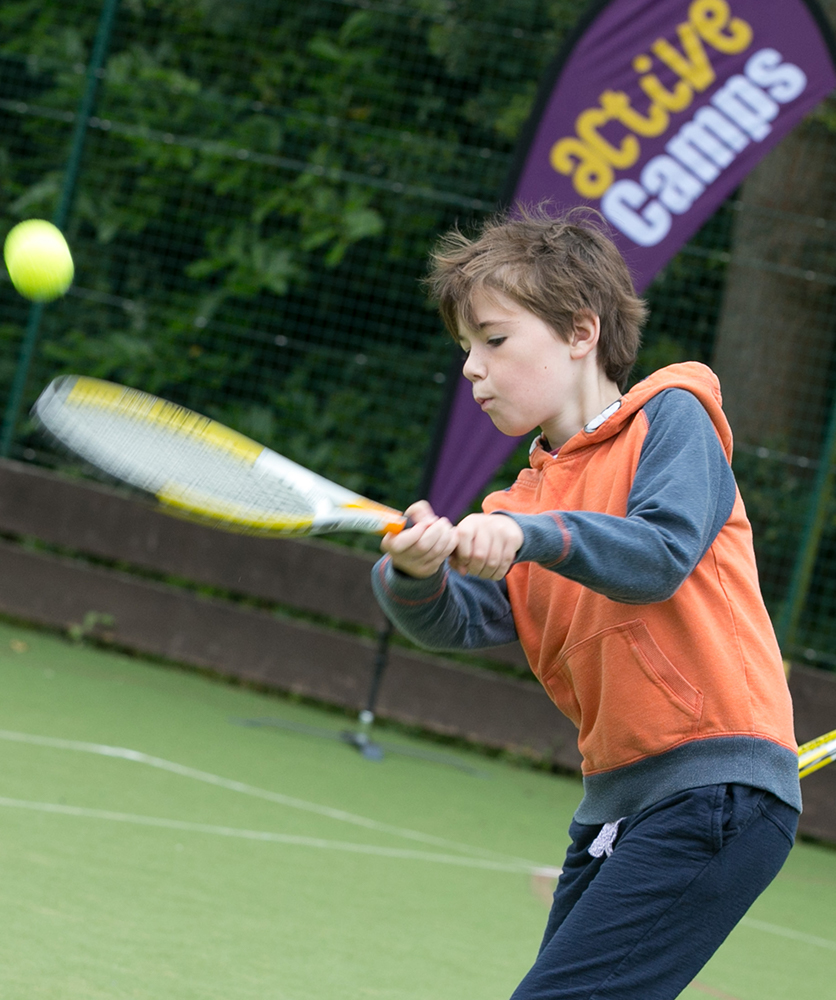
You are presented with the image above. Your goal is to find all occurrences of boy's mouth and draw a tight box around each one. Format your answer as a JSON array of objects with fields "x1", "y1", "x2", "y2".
[{"x1": 475, "y1": 395, "x2": 491, "y2": 409}]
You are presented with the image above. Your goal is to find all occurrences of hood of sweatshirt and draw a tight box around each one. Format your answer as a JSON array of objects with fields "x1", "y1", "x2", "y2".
[{"x1": 530, "y1": 362, "x2": 732, "y2": 468}]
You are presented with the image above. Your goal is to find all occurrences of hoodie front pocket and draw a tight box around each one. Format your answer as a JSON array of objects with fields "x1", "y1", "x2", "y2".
[{"x1": 541, "y1": 619, "x2": 703, "y2": 772}]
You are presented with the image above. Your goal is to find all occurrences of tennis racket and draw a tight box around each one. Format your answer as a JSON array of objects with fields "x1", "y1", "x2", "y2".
[
  {"x1": 798, "y1": 729, "x2": 836, "y2": 779},
  {"x1": 32, "y1": 375, "x2": 409, "y2": 537}
]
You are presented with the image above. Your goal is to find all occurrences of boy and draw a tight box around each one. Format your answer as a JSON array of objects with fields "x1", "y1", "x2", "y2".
[{"x1": 371, "y1": 208, "x2": 801, "y2": 1000}]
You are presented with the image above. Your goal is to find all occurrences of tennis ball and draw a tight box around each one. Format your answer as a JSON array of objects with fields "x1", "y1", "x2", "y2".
[{"x1": 3, "y1": 219, "x2": 74, "y2": 302}]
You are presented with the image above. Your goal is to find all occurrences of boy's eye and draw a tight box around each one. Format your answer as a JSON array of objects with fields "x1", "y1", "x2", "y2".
[{"x1": 487, "y1": 337, "x2": 506, "y2": 348}]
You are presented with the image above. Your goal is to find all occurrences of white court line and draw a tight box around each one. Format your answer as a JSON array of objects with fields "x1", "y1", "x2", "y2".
[
  {"x1": 6, "y1": 796, "x2": 830, "y2": 952},
  {"x1": 740, "y1": 917, "x2": 836, "y2": 952},
  {"x1": 4, "y1": 735, "x2": 829, "y2": 951},
  {"x1": 0, "y1": 729, "x2": 544, "y2": 869},
  {"x1": 0, "y1": 796, "x2": 560, "y2": 874}
]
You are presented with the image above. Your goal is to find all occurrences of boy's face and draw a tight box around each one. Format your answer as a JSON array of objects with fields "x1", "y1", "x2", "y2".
[{"x1": 457, "y1": 288, "x2": 592, "y2": 443}]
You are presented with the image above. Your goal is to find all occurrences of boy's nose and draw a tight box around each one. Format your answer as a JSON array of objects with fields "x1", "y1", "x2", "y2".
[{"x1": 462, "y1": 352, "x2": 484, "y2": 382}]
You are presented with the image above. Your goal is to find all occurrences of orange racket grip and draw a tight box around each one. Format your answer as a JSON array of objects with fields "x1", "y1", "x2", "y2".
[{"x1": 383, "y1": 515, "x2": 414, "y2": 535}]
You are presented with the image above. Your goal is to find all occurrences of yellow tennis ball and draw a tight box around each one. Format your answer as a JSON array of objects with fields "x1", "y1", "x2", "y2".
[{"x1": 4, "y1": 219, "x2": 74, "y2": 302}]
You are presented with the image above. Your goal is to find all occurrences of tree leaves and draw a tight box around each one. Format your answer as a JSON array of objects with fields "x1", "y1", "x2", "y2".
[{"x1": 0, "y1": 0, "x2": 572, "y2": 504}]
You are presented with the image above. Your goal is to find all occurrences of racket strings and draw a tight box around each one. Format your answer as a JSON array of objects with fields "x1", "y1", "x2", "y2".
[
  {"x1": 48, "y1": 405, "x2": 319, "y2": 520},
  {"x1": 33, "y1": 376, "x2": 404, "y2": 536}
]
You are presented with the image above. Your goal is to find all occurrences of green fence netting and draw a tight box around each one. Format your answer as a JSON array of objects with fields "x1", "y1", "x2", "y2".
[{"x1": 2, "y1": 0, "x2": 836, "y2": 672}]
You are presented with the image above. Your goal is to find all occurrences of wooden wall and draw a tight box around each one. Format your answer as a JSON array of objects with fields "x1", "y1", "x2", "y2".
[{"x1": 0, "y1": 458, "x2": 833, "y2": 841}]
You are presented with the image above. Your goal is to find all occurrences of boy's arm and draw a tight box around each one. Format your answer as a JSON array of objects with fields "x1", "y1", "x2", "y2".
[
  {"x1": 371, "y1": 558, "x2": 518, "y2": 652},
  {"x1": 374, "y1": 501, "x2": 518, "y2": 650},
  {"x1": 497, "y1": 389, "x2": 737, "y2": 604}
]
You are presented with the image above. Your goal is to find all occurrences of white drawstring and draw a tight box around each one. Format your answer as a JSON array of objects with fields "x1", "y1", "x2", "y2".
[{"x1": 589, "y1": 819, "x2": 624, "y2": 858}]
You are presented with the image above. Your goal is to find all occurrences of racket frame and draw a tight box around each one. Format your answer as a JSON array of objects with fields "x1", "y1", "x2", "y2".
[
  {"x1": 798, "y1": 728, "x2": 836, "y2": 779},
  {"x1": 32, "y1": 375, "x2": 407, "y2": 537}
]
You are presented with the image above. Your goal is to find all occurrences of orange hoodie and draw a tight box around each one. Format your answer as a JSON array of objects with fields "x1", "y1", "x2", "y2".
[{"x1": 482, "y1": 362, "x2": 799, "y2": 820}]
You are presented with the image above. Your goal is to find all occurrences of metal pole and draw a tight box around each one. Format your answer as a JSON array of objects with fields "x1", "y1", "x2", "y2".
[
  {"x1": 0, "y1": 0, "x2": 121, "y2": 457},
  {"x1": 342, "y1": 619, "x2": 393, "y2": 761},
  {"x1": 344, "y1": 350, "x2": 462, "y2": 759},
  {"x1": 775, "y1": 391, "x2": 836, "y2": 654}
]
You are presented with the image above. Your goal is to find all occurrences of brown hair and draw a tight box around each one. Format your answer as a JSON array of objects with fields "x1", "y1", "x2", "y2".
[{"x1": 425, "y1": 205, "x2": 647, "y2": 389}]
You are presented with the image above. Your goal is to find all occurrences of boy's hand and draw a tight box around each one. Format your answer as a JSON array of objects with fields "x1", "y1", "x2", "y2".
[
  {"x1": 449, "y1": 513, "x2": 523, "y2": 581},
  {"x1": 381, "y1": 500, "x2": 458, "y2": 579}
]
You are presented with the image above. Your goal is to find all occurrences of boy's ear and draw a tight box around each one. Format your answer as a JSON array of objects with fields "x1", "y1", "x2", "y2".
[{"x1": 569, "y1": 310, "x2": 601, "y2": 359}]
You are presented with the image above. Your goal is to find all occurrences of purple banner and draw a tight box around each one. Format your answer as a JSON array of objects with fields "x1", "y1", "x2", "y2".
[{"x1": 428, "y1": 0, "x2": 836, "y2": 523}]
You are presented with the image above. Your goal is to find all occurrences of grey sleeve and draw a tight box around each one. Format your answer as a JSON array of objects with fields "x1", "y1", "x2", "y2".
[
  {"x1": 500, "y1": 389, "x2": 737, "y2": 604},
  {"x1": 370, "y1": 557, "x2": 518, "y2": 651}
]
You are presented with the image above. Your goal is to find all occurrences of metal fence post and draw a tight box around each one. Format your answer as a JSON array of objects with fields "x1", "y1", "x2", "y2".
[
  {"x1": 775, "y1": 390, "x2": 836, "y2": 655},
  {"x1": 0, "y1": 0, "x2": 121, "y2": 457}
]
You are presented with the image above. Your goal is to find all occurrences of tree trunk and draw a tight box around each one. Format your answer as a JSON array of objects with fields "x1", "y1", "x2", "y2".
[{"x1": 711, "y1": 116, "x2": 836, "y2": 455}]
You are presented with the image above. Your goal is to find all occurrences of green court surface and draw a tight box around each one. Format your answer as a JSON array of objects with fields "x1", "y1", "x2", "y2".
[{"x1": 0, "y1": 619, "x2": 834, "y2": 1000}]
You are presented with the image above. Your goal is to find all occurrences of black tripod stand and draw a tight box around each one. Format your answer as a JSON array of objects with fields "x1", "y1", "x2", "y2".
[{"x1": 340, "y1": 619, "x2": 394, "y2": 760}]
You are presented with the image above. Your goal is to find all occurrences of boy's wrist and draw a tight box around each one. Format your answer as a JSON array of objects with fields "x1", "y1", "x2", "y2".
[
  {"x1": 493, "y1": 511, "x2": 570, "y2": 567},
  {"x1": 489, "y1": 511, "x2": 527, "y2": 563},
  {"x1": 385, "y1": 556, "x2": 447, "y2": 589}
]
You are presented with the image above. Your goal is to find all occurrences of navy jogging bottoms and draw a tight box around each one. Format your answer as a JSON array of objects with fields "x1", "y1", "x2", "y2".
[{"x1": 511, "y1": 783, "x2": 798, "y2": 1000}]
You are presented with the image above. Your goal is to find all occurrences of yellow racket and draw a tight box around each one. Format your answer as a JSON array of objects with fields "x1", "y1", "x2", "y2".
[
  {"x1": 798, "y1": 729, "x2": 836, "y2": 779},
  {"x1": 32, "y1": 376, "x2": 408, "y2": 537}
]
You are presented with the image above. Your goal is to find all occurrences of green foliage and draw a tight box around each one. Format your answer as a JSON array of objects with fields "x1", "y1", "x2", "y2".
[
  {"x1": 0, "y1": 0, "x2": 581, "y2": 509},
  {"x1": 68, "y1": 609, "x2": 115, "y2": 643},
  {"x1": 729, "y1": 446, "x2": 812, "y2": 611}
]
